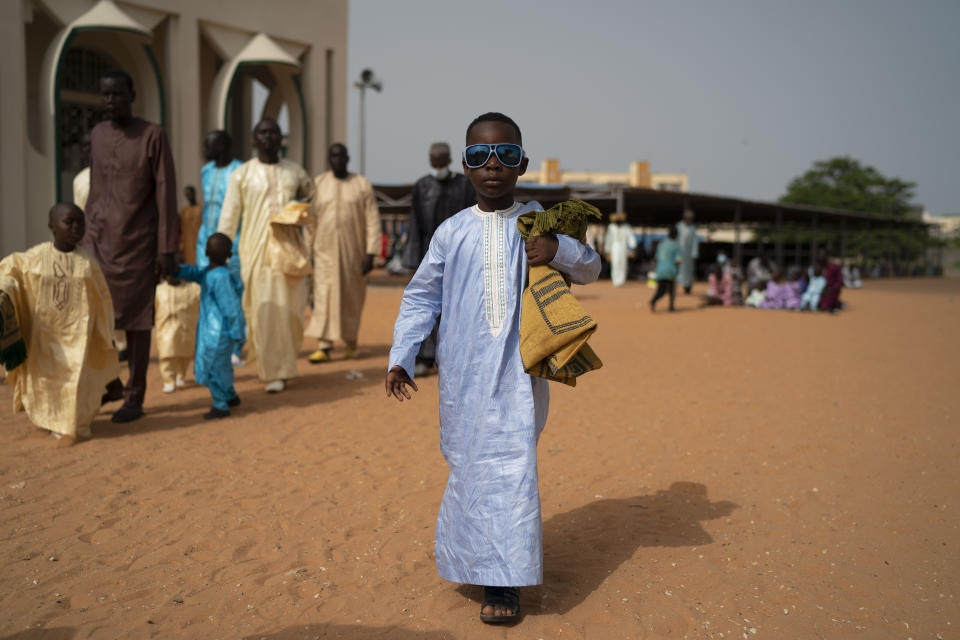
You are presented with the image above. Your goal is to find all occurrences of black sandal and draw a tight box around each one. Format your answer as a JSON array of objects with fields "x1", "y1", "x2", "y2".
[{"x1": 480, "y1": 586, "x2": 519, "y2": 624}]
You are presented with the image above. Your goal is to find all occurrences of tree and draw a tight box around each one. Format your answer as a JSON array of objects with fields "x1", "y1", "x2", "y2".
[
  {"x1": 780, "y1": 156, "x2": 917, "y2": 217},
  {"x1": 772, "y1": 157, "x2": 929, "y2": 272}
]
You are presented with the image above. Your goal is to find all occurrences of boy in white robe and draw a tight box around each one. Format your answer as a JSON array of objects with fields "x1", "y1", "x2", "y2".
[
  {"x1": 0, "y1": 204, "x2": 120, "y2": 440},
  {"x1": 387, "y1": 113, "x2": 601, "y2": 623}
]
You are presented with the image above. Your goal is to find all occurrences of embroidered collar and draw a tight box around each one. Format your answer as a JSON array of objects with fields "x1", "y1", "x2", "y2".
[{"x1": 472, "y1": 202, "x2": 521, "y2": 217}]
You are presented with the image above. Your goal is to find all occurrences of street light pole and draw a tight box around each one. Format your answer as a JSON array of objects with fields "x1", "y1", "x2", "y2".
[{"x1": 353, "y1": 68, "x2": 382, "y2": 176}]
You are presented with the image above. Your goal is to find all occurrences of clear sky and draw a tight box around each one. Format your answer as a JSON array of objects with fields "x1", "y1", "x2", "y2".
[{"x1": 345, "y1": 0, "x2": 960, "y2": 215}]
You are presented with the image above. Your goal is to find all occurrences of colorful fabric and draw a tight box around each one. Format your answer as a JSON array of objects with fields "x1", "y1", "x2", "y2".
[
  {"x1": 516, "y1": 200, "x2": 603, "y2": 386},
  {"x1": 708, "y1": 269, "x2": 734, "y2": 306},
  {"x1": 388, "y1": 200, "x2": 601, "y2": 587},
  {"x1": 759, "y1": 281, "x2": 800, "y2": 310},
  {"x1": 655, "y1": 239, "x2": 680, "y2": 280},
  {"x1": 198, "y1": 159, "x2": 244, "y2": 277},
  {"x1": 1, "y1": 243, "x2": 118, "y2": 437},
  {"x1": 819, "y1": 262, "x2": 843, "y2": 311},
  {"x1": 176, "y1": 264, "x2": 245, "y2": 410}
]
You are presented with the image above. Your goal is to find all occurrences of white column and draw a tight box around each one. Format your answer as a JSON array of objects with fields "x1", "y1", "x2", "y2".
[
  {"x1": 170, "y1": 11, "x2": 203, "y2": 198},
  {"x1": 0, "y1": 2, "x2": 28, "y2": 254}
]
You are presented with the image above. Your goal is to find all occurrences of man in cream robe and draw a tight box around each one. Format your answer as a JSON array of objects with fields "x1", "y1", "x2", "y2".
[
  {"x1": 217, "y1": 118, "x2": 315, "y2": 393},
  {"x1": 1, "y1": 206, "x2": 118, "y2": 439},
  {"x1": 603, "y1": 212, "x2": 637, "y2": 287},
  {"x1": 306, "y1": 144, "x2": 380, "y2": 362}
]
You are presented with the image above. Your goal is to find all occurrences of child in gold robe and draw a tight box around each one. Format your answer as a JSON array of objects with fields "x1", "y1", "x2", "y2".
[
  {"x1": 0, "y1": 204, "x2": 120, "y2": 439},
  {"x1": 154, "y1": 277, "x2": 201, "y2": 393}
]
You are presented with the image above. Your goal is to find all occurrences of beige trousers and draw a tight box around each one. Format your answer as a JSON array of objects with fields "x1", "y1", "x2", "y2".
[{"x1": 159, "y1": 357, "x2": 191, "y2": 384}]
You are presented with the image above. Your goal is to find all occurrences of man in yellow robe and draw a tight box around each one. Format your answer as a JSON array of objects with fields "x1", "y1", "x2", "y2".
[
  {"x1": 306, "y1": 144, "x2": 381, "y2": 362},
  {"x1": 0, "y1": 204, "x2": 119, "y2": 439},
  {"x1": 217, "y1": 119, "x2": 316, "y2": 393}
]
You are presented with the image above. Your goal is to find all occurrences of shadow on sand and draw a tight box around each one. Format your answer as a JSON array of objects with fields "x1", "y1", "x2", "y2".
[
  {"x1": 457, "y1": 481, "x2": 738, "y2": 616},
  {"x1": 0, "y1": 625, "x2": 455, "y2": 640},
  {"x1": 240, "y1": 624, "x2": 454, "y2": 640},
  {"x1": 91, "y1": 359, "x2": 391, "y2": 439}
]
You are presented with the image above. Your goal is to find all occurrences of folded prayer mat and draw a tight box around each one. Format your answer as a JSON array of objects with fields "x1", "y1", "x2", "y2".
[
  {"x1": 265, "y1": 201, "x2": 313, "y2": 278},
  {"x1": 0, "y1": 289, "x2": 27, "y2": 371},
  {"x1": 517, "y1": 199, "x2": 603, "y2": 387}
]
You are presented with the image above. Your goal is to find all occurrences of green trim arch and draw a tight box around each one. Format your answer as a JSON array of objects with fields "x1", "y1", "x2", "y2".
[
  {"x1": 223, "y1": 60, "x2": 306, "y2": 166},
  {"x1": 52, "y1": 26, "x2": 165, "y2": 201}
]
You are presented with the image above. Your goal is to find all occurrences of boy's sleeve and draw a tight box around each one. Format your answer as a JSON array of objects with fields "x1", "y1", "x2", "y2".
[
  {"x1": 548, "y1": 235, "x2": 602, "y2": 285},
  {"x1": 174, "y1": 264, "x2": 205, "y2": 283},
  {"x1": 211, "y1": 271, "x2": 246, "y2": 342},
  {"x1": 388, "y1": 225, "x2": 445, "y2": 379}
]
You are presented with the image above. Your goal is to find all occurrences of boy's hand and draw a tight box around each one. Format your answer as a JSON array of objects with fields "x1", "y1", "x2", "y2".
[
  {"x1": 385, "y1": 365, "x2": 418, "y2": 402},
  {"x1": 525, "y1": 234, "x2": 559, "y2": 266},
  {"x1": 156, "y1": 252, "x2": 177, "y2": 280}
]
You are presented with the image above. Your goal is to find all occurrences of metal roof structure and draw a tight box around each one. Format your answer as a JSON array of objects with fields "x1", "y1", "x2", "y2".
[
  {"x1": 374, "y1": 182, "x2": 932, "y2": 268},
  {"x1": 374, "y1": 182, "x2": 927, "y2": 229}
]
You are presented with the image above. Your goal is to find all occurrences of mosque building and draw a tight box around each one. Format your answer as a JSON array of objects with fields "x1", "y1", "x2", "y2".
[{"x1": 1, "y1": 0, "x2": 348, "y2": 256}]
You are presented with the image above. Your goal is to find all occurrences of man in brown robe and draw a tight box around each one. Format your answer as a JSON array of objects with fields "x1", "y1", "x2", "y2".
[{"x1": 84, "y1": 70, "x2": 179, "y2": 423}]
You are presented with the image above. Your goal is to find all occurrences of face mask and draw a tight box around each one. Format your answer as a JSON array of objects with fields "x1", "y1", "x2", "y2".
[{"x1": 431, "y1": 167, "x2": 451, "y2": 180}]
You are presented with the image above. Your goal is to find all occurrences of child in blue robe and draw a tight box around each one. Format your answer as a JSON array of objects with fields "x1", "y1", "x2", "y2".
[
  {"x1": 386, "y1": 113, "x2": 601, "y2": 624},
  {"x1": 176, "y1": 233, "x2": 245, "y2": 419}
]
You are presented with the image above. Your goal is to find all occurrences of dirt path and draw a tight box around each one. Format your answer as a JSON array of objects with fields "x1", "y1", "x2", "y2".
[{"x1": 1, "y1": 277, "x2": 958, "y2": 639}]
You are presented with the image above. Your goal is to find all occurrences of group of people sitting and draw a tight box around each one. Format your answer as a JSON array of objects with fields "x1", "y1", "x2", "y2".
[{"x1": 704, "y1": 247, "x2": 845, "y2": 312}]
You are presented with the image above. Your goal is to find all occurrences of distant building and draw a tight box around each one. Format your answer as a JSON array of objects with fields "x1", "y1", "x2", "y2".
[
  {"x1": 1, "y1": 0, "x2": 348, "y2": 255},
  {"x1": 923, "y1": 212, "x2": 960, "y2": 238},
  {"x1": 519, "y1": 159, "x2": 689, "y2": 192}
]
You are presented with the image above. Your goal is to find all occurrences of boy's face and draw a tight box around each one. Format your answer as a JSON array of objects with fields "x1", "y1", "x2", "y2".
[
  {"x1": 463, "y1": 121, "x2": 527, "y2": 210},
  {"x1": 206, "y1": 236, "x2": 231, "y2": 265},
  {"x1": 49, "y1": 205, "x2": 85, "y2": 249}
]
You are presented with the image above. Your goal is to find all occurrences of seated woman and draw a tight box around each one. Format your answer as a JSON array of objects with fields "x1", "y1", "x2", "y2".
[
  {"x1": 787, "y1": 266, "x2": 806, "y2": 300},
  {"x1": 816, "y1": 248, "x2": 844, "y2": 311},
  {"x1": 705, "y1": 259, "x2": 734, "y2": 306},
  {"x1": 759, "y1": 269, "x2": 800, "y2": 310},
  {"x1": 800, "y1": 265, "x2": 827, "y2": 311}
]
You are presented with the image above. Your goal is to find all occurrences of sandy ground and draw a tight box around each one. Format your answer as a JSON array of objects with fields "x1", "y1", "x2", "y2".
[{"x1": 1, "y1": 276, "x2": 958, "y2": 640}]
